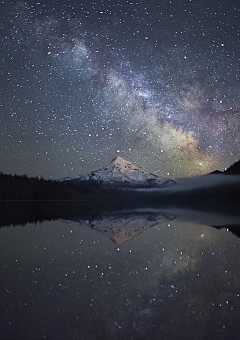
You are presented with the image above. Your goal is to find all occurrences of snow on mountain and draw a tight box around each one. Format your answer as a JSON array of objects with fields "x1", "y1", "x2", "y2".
[{"x1": 62, "y1": 156, "x2": 174, "y2": 187}]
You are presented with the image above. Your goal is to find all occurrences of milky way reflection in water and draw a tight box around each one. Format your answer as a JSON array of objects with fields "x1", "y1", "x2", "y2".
[{"x1": 1, "y1": 213, "x2": 240, "y2": 340}]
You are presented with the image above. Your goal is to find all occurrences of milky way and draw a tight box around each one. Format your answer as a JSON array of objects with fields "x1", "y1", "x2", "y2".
[{"x1": 1, "y1": 0, "x2": 240, "y2": 178}]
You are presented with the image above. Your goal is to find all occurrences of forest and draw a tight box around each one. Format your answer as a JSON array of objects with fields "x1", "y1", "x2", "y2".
[{"x1": 0, "y1": 172, "x2": 94, "y2": 201}]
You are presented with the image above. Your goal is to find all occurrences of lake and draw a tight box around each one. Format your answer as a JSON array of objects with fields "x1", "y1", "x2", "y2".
[{"x1": 1, "y1": 208, "x2": 240, "y2": 339}]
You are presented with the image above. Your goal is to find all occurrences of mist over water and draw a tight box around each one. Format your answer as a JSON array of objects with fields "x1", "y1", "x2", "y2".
[{"x1": 135, "y1": 174, "x2": 240, "y2": 192}]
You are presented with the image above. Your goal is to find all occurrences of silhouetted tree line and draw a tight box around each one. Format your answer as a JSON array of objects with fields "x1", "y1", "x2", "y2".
[
  {"x1": 0, "y1": 171, "x2": 131, "y2": 204},
  {"x1": 0, "y1": 172, "x2": 101, "y2": 201}
]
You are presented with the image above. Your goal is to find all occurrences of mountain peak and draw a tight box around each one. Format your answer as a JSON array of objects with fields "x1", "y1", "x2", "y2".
[
  {"x1": 109, "y1": 156, "x2": 130, "y2": 167},
  {"x1": 62, "y1": 157, "x2": 174, "y2": 187},
  {"x1": 111, "y1": 156, "x2": 125, "y2": 162},
  {"x1": 108, "y1": 156, "x2": 141, "y2": 173}
]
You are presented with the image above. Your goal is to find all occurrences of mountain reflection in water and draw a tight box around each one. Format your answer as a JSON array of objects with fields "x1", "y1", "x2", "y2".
[{"x1": 1, "y1": 205, "x2": 240, "y2": 339}]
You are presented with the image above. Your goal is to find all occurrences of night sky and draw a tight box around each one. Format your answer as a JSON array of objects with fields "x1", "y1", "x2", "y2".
[{"x1": 1, "y1": 0, "x2": 240, "y2": 179}]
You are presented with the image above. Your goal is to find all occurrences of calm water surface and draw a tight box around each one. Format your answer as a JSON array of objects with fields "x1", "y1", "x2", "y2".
[{"x1": 1, "y1": 212, "x2": 240, "y2": 339}]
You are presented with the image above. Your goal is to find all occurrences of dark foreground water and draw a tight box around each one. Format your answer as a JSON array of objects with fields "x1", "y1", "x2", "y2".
[{"x1": 1, "y1": 209, "x2": 240, "y2": 340}]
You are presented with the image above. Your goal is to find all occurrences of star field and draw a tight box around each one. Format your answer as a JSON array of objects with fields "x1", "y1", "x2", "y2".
[{"x1": 1, "y1": 0, "x2": 240, "y2": 178}]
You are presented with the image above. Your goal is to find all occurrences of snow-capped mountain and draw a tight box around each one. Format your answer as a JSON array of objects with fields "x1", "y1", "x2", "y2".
[{"x1": 62, "y1": 156, "x2": 174, "y2": 187}]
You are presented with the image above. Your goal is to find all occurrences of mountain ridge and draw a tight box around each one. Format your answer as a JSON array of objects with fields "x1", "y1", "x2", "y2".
[
  {"x1": 208, "y1": 159, "x2": 240, "y2": 175},
  {"x1": 224, "y1": 159, "x2": 240, "y2": 175}
]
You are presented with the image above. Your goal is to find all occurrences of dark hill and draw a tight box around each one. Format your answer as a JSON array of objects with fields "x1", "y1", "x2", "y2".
[{"x1": 224, "y1": 159, "x2": 240, "y2": 175}]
